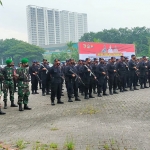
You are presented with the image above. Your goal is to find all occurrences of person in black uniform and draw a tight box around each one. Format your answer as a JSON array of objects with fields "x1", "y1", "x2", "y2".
[
  {"x1": 40, "y1": 59, "x2": 49, "y2": 96},
  {"x1": 29, "y1": 60, "x2": 39, "y2": 94},
  {"x1": 116, "y1": 56, "x2": 128, "y2": 92},
  {"x1": 129, "y1": 55, "x2": 138, "y2": 91},
  {"x1": 65, "y1": 59, "x2": 81, "y2": 102},
  {"x1": 78, "y1": 60, "x2": 85, "y2": 96},
  {"x1": 129, "y1": 55, "x2": 139, "y2": 91},
  {"x1": 107, "y1": 57, "x2": 118, "y2": 95},
  {"x1": 125, "y1": 57, "x2": 130, "y2": 88},
  {"x1": 49, "y1": 59, "x2": 64, "y2": 105},
  {"x1": 76, "y1": 60, "x2": 83, "y2": 94},
  {"x1": 36, "y1": 61, "x2": 42, "y2": 89},
  {"x1": 92, "y1": 58, "x2": 98, "y2": 94},
  {"x1": 138, "y1": 56, "x2": 148, "y2": 89},
  {"x1": 80, "y1": 58, "x2": 96, "y2": 99},
  {"x1": 96, "y1": 58, "x2": 108, "y2": 97}
]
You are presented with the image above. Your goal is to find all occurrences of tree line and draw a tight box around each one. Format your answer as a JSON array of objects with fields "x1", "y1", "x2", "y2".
[
  {"x1": 79, "y1": 27, "x2": 150, "y2": 57},
  {"x1": 0, "y1": 39, "x2": 45, "y2": 65}
]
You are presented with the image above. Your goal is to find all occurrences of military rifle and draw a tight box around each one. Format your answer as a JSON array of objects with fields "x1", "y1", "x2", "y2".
[
  {"x1": 84, "y1": 65, "x2": 99, "y2": 82},
  {"x1": 41, "y1": 64, "x2": 48, "y2": 74},
  {"x1": 69, "y1": 69, "x2": 85, "y2": 86}
]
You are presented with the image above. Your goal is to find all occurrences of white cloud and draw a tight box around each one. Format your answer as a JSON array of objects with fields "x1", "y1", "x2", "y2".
[{"x1": 0, "y1": 27, "x2": 27, "y2": 42}]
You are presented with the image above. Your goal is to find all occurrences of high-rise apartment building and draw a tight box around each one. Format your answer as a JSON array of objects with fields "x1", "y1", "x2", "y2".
[{"x1": 27, "y1": 5, "x2": 88, "y2": 46}]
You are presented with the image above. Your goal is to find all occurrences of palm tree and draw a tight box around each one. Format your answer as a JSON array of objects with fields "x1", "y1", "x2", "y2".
[{"x1": 67, "y1": 41, "x2": 74, "y2": 51}]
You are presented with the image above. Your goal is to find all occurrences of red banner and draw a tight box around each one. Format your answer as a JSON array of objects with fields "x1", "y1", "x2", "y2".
[{"x1": 79, "y1": 42, "x2": 135, "y2": 58}]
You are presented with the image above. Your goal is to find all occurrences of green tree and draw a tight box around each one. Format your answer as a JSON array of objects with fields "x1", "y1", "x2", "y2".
[
  {"x1": 0, "y1": 39, "x2": 45, "y2": 65},
  {"x1": 0, "y1": 0, "x2": 2, "y2": 5},
  {"x1": 93, "y1": 38, "x2": 102, "y2": 42},
  {"x1": 79, "y1": 27, "x2": 150, "y2": 58}
]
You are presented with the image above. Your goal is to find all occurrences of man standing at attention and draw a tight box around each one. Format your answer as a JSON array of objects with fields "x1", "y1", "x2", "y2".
[
  {"x1": 2, "y1": 59, "x2": 18, "y2": 109},
  {"x1": 16, "y1": 58, "x2": 31, "y2": 111}
]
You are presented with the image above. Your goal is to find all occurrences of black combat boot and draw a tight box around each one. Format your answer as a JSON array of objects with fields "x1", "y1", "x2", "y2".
[
  {"x1": 68, "y1": 97, "x2": 73, "y2": 102},
  {"x1": 130, "y1": 87, "x2": 134, "y2": 91},
  {"x1": 93, "y1": 90, "x2": 97, "y2": 94},
  {"x1": 4, "y1": 101, "x2": 7, "y2": 109},
  {"x1": 10, "y1": 101, "x2": 18, "y2": 107},
  {"x1": 35, "y1": 91, "x2": 39, "y2": 94},
  {"x1": 109, "y1": 90, "x2": 113, "y2": 95},
  {"x1": 57, "y1": 99, "x2": 64, "y2": 104},
  {"x1": 123, "y1": 88, "x2": 128, "y2": 91},
  {"x1": 42, "y1": 92, "x2": 45, "y2": 96},
  {"x1": 97, "y1": 93, "x2": 102, "y2": 97},
  {"x1": 84, "y1": 95, "x2": 89, "y2": 99},
  {"x1": 120, "y1": 88, "x2": 124, "y2": 92},
  {"x1": 32, "y1": 91, "x2": 35, "y2": 94},
  {"x1": 75, "y1": 97, "x2": 81, "y2": 101},
  {"x1": 103, "y1": 92, "x2": 109, "y2": 96},
  {"x1": 89, "y1": 94, "x2": 95, "y2": 98},
  {"x1": 144, "y1": 85, "x2": 149, "y2": 88},
  {"x1": 113, "y1": 90, "x2": 118, "y2": 94},
  {"x1": 19, "y1": 103, "x2": 24, "y2": 111},
  {"x1": 24, "y1": 104, "x2": 31, "y2": 110},
  {"x1": 0, "y1": 108, "x2": 6, "y2": 115},
  {"x1": 134, "y1": 86, "x2": 139, "y2": 90},
  {"x1": 51, "y1": 100, "x2": 55, "y2": 106}
]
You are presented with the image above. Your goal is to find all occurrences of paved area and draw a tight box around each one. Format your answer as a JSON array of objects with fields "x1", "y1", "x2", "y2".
[{"x1": 1, "y1": 85, "x2": 150, "y2": 150}]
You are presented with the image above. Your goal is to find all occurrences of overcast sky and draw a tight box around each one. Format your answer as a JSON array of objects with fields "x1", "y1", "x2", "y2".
[{"x1": 0, "y1": 0, "x2": 150, "y2": 42}]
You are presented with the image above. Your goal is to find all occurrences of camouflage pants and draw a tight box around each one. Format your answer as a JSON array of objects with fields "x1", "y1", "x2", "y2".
[
  {"x1": 18, "y1": 81, "x2": 30, "y2": 104},
  {"x1": 3, "y1": 80, "x2": 14, "y2": 102}
]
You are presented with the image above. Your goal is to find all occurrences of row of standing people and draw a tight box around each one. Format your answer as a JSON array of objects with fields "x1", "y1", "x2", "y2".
[
  {"x1": 29, "y1": 55, "x2": 150, "y2": 106},
  {"x1": 1, "y1": 54, "x2": 148, "y2": 115}
]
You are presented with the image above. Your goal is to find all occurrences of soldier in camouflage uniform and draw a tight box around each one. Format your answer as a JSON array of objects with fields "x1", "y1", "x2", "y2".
[
  {"x1": 0, "y1": 67, "x2": 5, "y2": 115},
  {"x1": 16, "y1": 58, "x2": 31, "y2": 111},
  {"x1": 2, "y1": 59, "x2": 18, "y2": 109}
]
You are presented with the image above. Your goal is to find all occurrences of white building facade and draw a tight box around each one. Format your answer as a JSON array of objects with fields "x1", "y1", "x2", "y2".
[{"x1": 27, "y1": 5, "x2": 88, "y2": 46}]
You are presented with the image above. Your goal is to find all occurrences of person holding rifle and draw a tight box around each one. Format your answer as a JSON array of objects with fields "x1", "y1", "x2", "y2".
[
  {"x1": 138, "y1": 56, "x2": 148, "y2": 89},
  {"x1": 80, "y1": 58, "x2": 96, "y2": 99},
  {"x1": 40, "y1": 59, "x2": 49, "y2": 96},
  {"x1": 116, "y1": 56, "x2": 128, "y2": 92},
  {"x1": 96, "y1": 58, "x2": 109, "y2": 97},
  {"x1": 129, "y1": 55, "x2": 139, "y2": 91},
  {"x1": 29, "y1": 60, "x2": 39, "y2": 94},
  {"x1": 65, "y1": 59, "x2": 81, "y2": 102},
  {"x1": 49, "y1": 59, "x2": 64, "y2": 105},
  {"x1": 107, "y1": 57, "x2": 118, "y2": 95}
]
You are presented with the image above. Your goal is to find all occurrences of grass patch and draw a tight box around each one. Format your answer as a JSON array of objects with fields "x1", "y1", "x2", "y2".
[
  {"x1": 16, "y1": 139, "x2": 26, "y2": 149},
  {"x1": 79, "y1": 105, "x2": 99, "y2": 115},
  {"x1": 50, "y1": 142, "x2": 58, "y2": 149},
  {"x1": 64, "y1": 136, "x2": 75, "y2": 150},
  {"x1": 50, "y1": 127, "x2": 59, "y2": 131}
]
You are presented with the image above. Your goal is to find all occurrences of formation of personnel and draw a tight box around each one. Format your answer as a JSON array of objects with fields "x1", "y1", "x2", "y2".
[{"x1": 0, "y1": 54, "x2": 150, "y2": 115}]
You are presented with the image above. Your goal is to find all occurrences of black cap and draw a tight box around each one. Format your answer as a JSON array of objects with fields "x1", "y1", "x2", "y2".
[
  {"x1": 131, "y1": 54, "x2": 135, "y2": 58},
  {"x1": 111, "y1": 57, "x2": 115, "y2": 60},
  {"x1": 85, "y1": 58, "x2": 89, "y2": 61}
]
